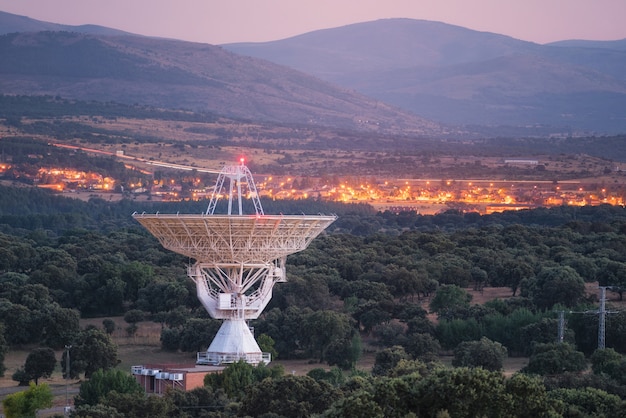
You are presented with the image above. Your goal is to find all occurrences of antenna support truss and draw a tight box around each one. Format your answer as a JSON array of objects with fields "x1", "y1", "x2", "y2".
[{"x1": 207, "y1": 160, "x2": 264, "y2": 215}]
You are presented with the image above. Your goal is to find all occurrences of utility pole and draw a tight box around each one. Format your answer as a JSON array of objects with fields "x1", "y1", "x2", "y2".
[
  {"x1": 557, "y1": 310, "x2": 565, "y2": 343},
  {"x1": 557, "y1": 287, "x2": 616, "y2": 350},
  {"x1": 65, "y1": 345, "x2": 71, "y2": 414},
  {"x1": 598, "y1": 286, "x2": 609, "y2": 350}
]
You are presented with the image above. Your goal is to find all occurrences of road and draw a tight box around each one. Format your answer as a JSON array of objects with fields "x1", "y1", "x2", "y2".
[{"x1": 51, "y1": 142, "x2": 222, "y2": 174}]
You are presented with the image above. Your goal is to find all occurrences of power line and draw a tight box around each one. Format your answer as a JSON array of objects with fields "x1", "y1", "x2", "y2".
[{"x1": 557, "y1": 286, "x2": 617, "y2": 350}]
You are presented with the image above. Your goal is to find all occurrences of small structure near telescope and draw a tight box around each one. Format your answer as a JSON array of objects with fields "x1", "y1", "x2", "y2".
[{"x1": 133, "y1": 159, "x2": 336, "y2": 365}]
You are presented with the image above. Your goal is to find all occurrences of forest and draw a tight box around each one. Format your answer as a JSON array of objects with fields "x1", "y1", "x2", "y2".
[{"x1": 2, "y1": 185, "x2": 626, "y2": 417}]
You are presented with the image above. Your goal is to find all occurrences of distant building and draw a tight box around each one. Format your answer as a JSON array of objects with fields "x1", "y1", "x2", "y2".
[
  {"x1": 132, "y1": 364, "x2": 224, "y2": 394},
  {"x1": 504, "y1": 159, "x2": 539, "y2": 165}
]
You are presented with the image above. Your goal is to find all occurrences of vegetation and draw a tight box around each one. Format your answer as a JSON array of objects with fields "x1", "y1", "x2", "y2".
[
  {"x1": 452, "y1": 337, "x2": 508, "y2": 371},
  {"x1": 1, "y1": 184, "x2": 626, "y2": 415},
  {"x1": 75, "y1": 368, "x2": 144, "y2": 407},
  {"x1": 522, "y1": 343, "x2": 587, "y2": 376},
  {"x1": 1, "y1": 383, "x2": 53, "y2": 418},
  {"x1": 62, "y1": 328, "x2": 119, "y2": 379},
  {"x1": 12, "y1": 347, "x2": 56, "y2": 385}
]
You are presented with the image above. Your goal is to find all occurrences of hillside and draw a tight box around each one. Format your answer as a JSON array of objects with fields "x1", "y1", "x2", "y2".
[
  {"x1": 0, "y1": 10, "x2": 132, "y2": 36},
  {"x1": 223, "y1": 18, "x2": 626, "y2": 133},
  {"x1": 0, "y1": 29, "x2": 442, "y2": 135}
]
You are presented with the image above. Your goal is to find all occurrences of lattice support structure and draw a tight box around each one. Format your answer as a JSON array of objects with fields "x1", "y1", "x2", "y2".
[
  {"x1": 207, "y1": 159, "x2": 264, "y2": 216},
  {"x1": 188, "y1": 258, "x2": 285, "y2": 320},
  {"x1": 134, "y1": 162, "x2": 336, "y2": 365}
]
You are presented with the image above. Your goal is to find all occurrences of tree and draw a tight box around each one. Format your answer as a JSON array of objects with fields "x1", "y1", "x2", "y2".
[
  {"x1": 436, "y1": 318, "x2": 482, "y2": 350},
  {"x1": 75, "y1": 368, "x2": 143, "y2": 407},
  {"x1": 160, "y1": 327, "x2": 181, "y2": 351},
  {"x1": 324, "y1": 391, "x2": 385, "y2": 418},
  {"x1": 70, "y1": 404, "x2": 124, "y2": 418},
  {"x1": 255, "y1": 306, "x2": 311, "y2": 359},
  {"x1": 123, "y1": 309, "x2": 144, "y2": 337},
  {"x1": 517, "y1": 318, "x2": 570, "y2": 356},
  {"x1": 403, "y1": 333, "x2": 441, "y2": 362},
  {"x1": 120, "y1": 261, "x2": 153, "y2": 301},
  {"x1": 167, "y1": 385, "x2": 230, "y2": 417},
  {"x1": 239, "y1": 375, "x2": 340, "y2": 418},
  {"x1": 590, "y1": 347, "x2": 622, "y2": 375},
  {"x1": 429, "y1": 285, "x2": 472, "y2": 318},
  {"x1": 523, "y1": 343, "x2": 587, "y2": 376},
  {"x1": 23, "y1": 347, "x2": 56, "y2": 385},
  {"x1": 480, "y1": 308, "x2": 543, "y2": 356},
  {"x1": 41, "y1": 305, "x2": 80, "y2": 349},
  {"x1": 388, "y1": 267, "x2": 421, "y2": 300},
  {"x1": 12, "y1": 368, "x2": 32, "y2": 386},
  {"x1": 307, "y1": 367, "x2": 346, "y2": 387},
  {"x1": 0, "y1": 302, "x2": 37, "y2": 345},
  {"x1": 302, "y1": 310, "x2": 354, "y2": 363},
  {"x1": 325, "y1": 333, "x2": 362, "y2": 370},
  {"x1": 219, "y1": 360, "x2": 255, "y2": 399},
  {"x1": 257, "y1": 333, "x2": 278, "y2": 360},
  {"x1": 359, "y1": 307, "x2": 392, "y2": 333},
  {"x1": 124, "y1": 309, "x2": 145, "y2": 324},
  {"x1": 104, "y1": 392, "x2": 174, "y2": 418},
  {"x1": 372, "y1": 346, "x2": 409, "y2": 376},
  {"x1": 102, "y1": 318, "x2": 116, "y2": 335},
  {"x1": 2, "y1": 382, "x2": 53, "y2": 418},
  {"x1": 205, "y1": 360, "x2": 284, "y2": 400},
  {"x1": 549, "y1": 387, "x2": 624, "y2": 417},
  {"x1": 178, "y1": 318, "x2": 221, "y2": 352},
  {"x1": 414, "y1": 367, "x2": 512, "y2": 417},
  {"x1": 470, "y1": 266, "x2": 488, "y2": 292},
  {"x1": 590, "y1": 348, "x2": 626, "y2": 384},
  {"x1": 505, "y1": 373, "x2": 561, "y2": 418},
  {"x1": 372, "y1": 322, "x2": 407, "y2": 347},
  {"x1": 522, "y1": 266, "x2": 585, "y2": 310},
  {"x1": 136, "y1": 279, "x2": 189, "y2": 314},
  {"x1": 499, "y1": 259, "x2": 535, "y2": 297},
  {"x1": 452, "y1": 337, "x2": 508, "y2": 371},
  {"x1": 596, "y1": 259, "x2": 626, "y2": 300},
  {"x1": 63, "y1": 327, "x2": 119, "y2": 378}
]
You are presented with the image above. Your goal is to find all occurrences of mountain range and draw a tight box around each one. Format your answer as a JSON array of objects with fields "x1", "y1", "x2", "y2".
[
  {"x1": 224, "y1": 18, "x2": 626, "y2": 133},
  {"x1": 1, "y1": 11, "x2": 626, "y2": 135}
]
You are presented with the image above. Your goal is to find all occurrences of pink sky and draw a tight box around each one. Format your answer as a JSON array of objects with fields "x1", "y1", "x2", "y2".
[{"x1": 0, "y1": 0, "x2": 625, "y2": 45}]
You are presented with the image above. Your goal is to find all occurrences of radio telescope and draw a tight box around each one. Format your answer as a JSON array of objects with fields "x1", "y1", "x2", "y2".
[{"x1": 133, "y1": 160, "x2": 336, "y2": 365}]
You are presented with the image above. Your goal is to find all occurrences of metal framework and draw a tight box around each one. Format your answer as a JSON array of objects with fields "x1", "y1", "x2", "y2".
[
  {"x1": 556, "y1": 286, "x2": 617, "y2": 350},
  {"x1": 207, "y1": 159, "x2": 264, "y2": 216},
  {"x1": 133, "y1": 162, "x2": 336, "y2": 365}
]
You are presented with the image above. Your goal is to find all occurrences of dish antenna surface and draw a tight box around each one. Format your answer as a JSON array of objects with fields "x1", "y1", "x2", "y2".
[{"x1": 133, "y1": 160, "x2": 336, "y2": 365}]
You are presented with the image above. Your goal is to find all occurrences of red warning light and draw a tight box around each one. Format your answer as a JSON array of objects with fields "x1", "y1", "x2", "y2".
[{"x1": 240, "y1": 157, "x2": 245, "y2": 165}]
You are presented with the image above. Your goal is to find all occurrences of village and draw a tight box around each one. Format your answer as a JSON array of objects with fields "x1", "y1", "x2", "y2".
[{"x1": 1, "y1": 160, "x2": 623, "y2": 215}]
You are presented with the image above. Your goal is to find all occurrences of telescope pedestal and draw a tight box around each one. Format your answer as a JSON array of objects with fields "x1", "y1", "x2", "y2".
[{"x1": 196, "y1": 318, "x2": 269, "y2": 365}]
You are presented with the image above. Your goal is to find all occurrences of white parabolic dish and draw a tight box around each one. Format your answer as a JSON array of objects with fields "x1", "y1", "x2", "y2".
[{"x1": 132, "y1": 213, "x2": 337, "y2": 264}]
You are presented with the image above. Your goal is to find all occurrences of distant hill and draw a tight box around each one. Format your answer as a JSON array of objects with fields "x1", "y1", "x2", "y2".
[
  {"x1": 223, "y1": 19, "x2": 626, "y2": 133},
  {"x1": 3, "y1": 11, "x2": 626, "y2": 135},
  {"x1": 547, "y1": 39, "x2": 626, "y2": 51},
  {"x1": 0, "y1": 10, "x2": 132, "y2": 36},
  {"x1": 0, "y1": 29, "x2": 441, "y2": 134}
]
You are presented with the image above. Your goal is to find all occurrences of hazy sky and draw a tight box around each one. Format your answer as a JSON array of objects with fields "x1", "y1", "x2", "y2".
[{"x1": 1, "y1": 0, "x2": 625, "y2": 45}]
